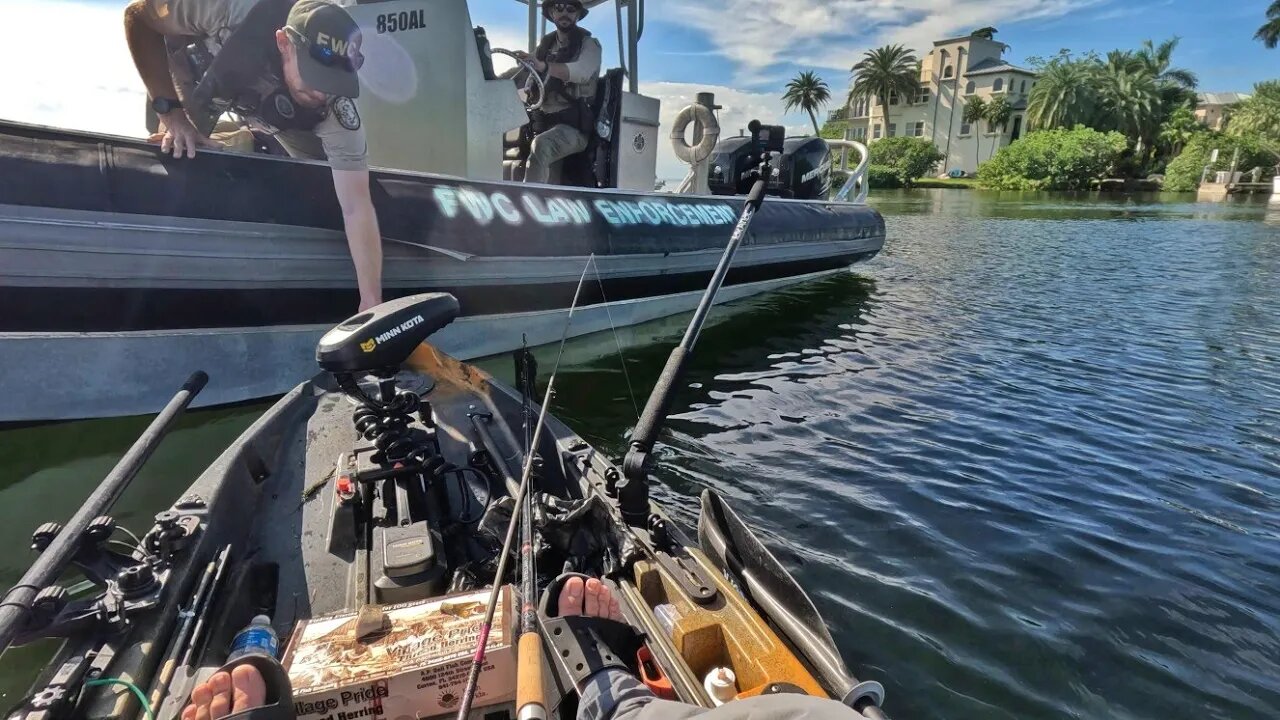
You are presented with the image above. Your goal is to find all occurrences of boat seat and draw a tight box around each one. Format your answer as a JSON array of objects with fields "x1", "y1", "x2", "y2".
[{"x1": 316, "y1": 293, "x2": 460, "y2": 374}]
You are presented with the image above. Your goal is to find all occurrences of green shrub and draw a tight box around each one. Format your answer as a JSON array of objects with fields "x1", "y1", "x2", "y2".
[
  {"x1": 867, "y1": 137, "x2": 945, "y2": 187},
  {"x1": 1163, "y1": 131, "x2": 1276, "y2": 192},
  {"x1": 977, "y1": 126, "x2": 1128, "y2": 190},
  {"x1": 819, "y1": 120, "x2": 848, "y2": 140},
  {"x1": 866, "y1": 165, "x2": 903, "y2": 189}
]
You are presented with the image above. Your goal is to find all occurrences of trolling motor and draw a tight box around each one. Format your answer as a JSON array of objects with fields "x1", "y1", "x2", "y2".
[
  {"x1": 316, "y1": 294, "x2": 466, "y2": 603},
  {"x1": 619, "y1": 120, "x2": 780, "y2": 527}
]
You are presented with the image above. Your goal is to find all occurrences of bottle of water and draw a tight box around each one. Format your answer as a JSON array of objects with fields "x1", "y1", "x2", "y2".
[{"x1": 227, "y1": 615, "x2": 278, "y2": 662}]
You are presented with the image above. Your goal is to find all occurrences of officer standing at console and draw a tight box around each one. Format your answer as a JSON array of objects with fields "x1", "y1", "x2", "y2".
[
  {"x1": 123, "y1": 0, "x2": 383, "y2": 312},
  {"x1": 513, "y1": 0, "x2": 602, "y2": 184}
]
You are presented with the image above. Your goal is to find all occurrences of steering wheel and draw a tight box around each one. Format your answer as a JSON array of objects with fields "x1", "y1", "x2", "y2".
[{"x1": 491, "y1": 48, "x2": 546, "y2": 112}]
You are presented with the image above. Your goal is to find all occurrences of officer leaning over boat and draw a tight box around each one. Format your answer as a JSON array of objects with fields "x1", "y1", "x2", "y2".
[
  {"x1": 512, "y1": 0, "x2": 602, "y2": 184},
  {"x1": 122, "y1": 0, "x2": 383, "y2": 311}
]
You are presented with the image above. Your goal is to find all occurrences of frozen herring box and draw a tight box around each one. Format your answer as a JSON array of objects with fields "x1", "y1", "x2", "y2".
[{"x1": 282, "y1": 586, "x2": 515, "y2": 720}]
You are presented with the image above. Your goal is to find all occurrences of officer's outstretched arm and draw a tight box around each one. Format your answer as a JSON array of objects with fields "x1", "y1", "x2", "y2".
[{"x1": 332, "y1": 169, "x2": 384, "y2": 312}]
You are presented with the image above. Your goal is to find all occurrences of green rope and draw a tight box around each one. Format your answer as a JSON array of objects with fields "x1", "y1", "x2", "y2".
[{"x1": 85, "y1": 677, "x2": 155, "y2": 720}]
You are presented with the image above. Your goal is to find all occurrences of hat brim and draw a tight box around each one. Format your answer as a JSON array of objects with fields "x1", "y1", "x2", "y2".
[
  {"x1": 542, "y1": 3, "x2": 587, "y2": 20},
  {"x1": 297, "y1": 52, "x2": 361, "y2": 99}
]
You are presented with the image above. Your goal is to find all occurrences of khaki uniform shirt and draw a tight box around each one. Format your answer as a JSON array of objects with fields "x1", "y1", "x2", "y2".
[
  {"x1": 540, "y1": 32, "x2": 602, "y2": 115},
  {"x1": 146, "y1": 0, "x2": 369, "y2": 171}
]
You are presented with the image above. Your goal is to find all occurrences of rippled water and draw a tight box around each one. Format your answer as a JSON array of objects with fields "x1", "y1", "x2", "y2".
[{"x1": 3, "y1": 191, "x2": 1278, "y2": 718}]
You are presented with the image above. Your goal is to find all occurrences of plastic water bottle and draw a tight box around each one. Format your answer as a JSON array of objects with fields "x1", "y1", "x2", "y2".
[{"x1": 227, "y1": 615, "x2": 278, "y2": 662}]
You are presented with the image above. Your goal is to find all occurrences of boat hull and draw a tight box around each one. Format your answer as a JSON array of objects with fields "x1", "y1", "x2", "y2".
[{"x1": 0, "y1": 121, "x2": 885, "y2": 422}]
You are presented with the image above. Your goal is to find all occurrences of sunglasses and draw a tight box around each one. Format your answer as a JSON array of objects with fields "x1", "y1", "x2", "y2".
[
  {"x1": 550, "y1": 3, "x2": 579, "y2": 14},
  {"x1": 285, "y1": 27, "x2": 365, "y2": 73}
]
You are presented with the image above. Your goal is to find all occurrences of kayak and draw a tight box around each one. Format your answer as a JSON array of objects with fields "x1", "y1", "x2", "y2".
[{"x1": 1, "y1": 145, "x2": 891, "y2": 720}]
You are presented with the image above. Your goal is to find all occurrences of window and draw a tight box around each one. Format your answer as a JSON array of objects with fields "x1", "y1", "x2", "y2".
[
  {"x1": 913, "y1": 121, "x2": 925, "y2": 137},
  {"x1": 943, "y1": 65, "x2": 953, "y2": 78},
  {"x1": 916, "y1": 85, "x2": 931, "y2": 104},
  {"x1": 960, "y1": 122, "x2": 971, "y2": 135},
  {"x1": 850, "y1": 97, "x2": 870, "y2": 117},
  {"x1": 873, "y1": 124, "x2": 881, "y2": 139},
  {"x1": 965, "y1": 80, "x2": 976, "y2": 94},
  {"x1": 887, "y1": 123, "x2": 897, "y2": 137},
  {"x1": 1010, "y1": 116, "x2": 1022, "y2": 141},
  {"x1": 993, "y1": 78, "x2": 1004, "y2": 92},
  {"x1": 1020, "y1": 80, "x2": 1027, "y2": 94},
  {"x1": 889, "y1": 90, "x2": 899, "y2": 105}
]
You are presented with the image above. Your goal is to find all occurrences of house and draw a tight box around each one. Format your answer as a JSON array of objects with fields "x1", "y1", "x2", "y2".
[
  {"x1": 845, "y1": 34, "x2": 1037, "y2": 176},
  {"x1": 1194, "y1": 92, "x2": 1250, "y2": 131}
]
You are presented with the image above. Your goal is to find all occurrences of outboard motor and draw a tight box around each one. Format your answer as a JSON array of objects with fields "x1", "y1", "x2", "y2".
[
  {"x1": 777, "y1": 137, "x2": 833, "y2": 200},
  {"x1": 707, "y1": 134, "x2": 833, "y2": 200}
]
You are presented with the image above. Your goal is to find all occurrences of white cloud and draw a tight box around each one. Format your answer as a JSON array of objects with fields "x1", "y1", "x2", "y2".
[
  {"x1": 652, "y1": 0, "x2": 1101, "y2": 78},
  {"x1": 2, "y1": 0, "x2": 149, "y2": 138}
]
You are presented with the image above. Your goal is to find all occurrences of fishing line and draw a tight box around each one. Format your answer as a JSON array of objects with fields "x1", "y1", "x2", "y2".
[{"x1": 588, "y1": 254, "x2": 641, "y2": 421}]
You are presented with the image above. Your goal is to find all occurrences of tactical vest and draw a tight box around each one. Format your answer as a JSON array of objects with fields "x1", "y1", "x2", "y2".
[
  {"x1": 531, "y1": 26, "x2": 595, "y2": 134},
  {"x1": 188, "y1": 0, "x2": 326, "y2": 134}
]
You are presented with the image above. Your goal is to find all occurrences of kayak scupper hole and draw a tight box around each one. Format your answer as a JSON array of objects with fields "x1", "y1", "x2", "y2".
[
  {"x1": 561, "y1": 649, "x2": 570, "y2": 658},
  {"x1": 576, "y1": 663, "x2": 584, "y2": 672},
  {"x1": 553, "y1": 627, "x2": 562, "y2": 636}
]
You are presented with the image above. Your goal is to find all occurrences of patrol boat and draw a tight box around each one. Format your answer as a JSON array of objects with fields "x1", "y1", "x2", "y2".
[
  {"x1": 0, "y1": 172, "x2": 892, "y2": 719},
  {"x1": 0, "y1": 0, "x2": 877, "y2": 423}
]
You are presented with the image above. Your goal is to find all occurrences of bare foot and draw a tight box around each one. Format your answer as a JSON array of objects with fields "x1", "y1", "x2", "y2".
[
  {"x1": 181, "y1": 664, "x2": 267, "y2": 720},
  {"x1": 557, "y1": 576, "x2": 624, "y2": 621}
]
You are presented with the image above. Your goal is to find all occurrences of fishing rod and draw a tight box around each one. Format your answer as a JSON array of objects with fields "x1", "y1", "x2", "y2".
[
  {"x1": 617, "y1": 120, "x2": 782, "y2": 525},
  {"x1": 149, "y1": 544, "x2": 232, "y2": 710},
  {"x1": 515, "y1": 346, "x2": 543, "y2": 720},
  {"x1": 455, "y1": 258, "x2": 595, "y2": 720},
  {"x1": 0, "y1": 371, "x2": 208, "y2": 652}
]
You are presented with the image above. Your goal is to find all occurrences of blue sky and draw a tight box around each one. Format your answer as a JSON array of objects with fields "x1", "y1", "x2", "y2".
[{"x1": 4, "y1": 0, "x2": 1276, "y2": 179}]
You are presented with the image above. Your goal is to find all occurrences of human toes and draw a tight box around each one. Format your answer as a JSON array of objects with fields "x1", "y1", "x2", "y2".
[
  {"x1": 231, "y1": 663, "x2": 268, "y2": 712},
  {"x1": 557, "y1": 576, "x2": 585, "y2": 616}
]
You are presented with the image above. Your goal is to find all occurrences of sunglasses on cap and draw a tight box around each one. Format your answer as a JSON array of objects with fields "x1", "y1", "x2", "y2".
[{"x1": 285, "y1": 26, "x2": 365, "y2": 72}]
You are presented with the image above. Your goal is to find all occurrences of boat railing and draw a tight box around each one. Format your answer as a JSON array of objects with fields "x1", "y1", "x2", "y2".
[{"x1": 826, "y1": 139, "x2": 870, "y2": 203}]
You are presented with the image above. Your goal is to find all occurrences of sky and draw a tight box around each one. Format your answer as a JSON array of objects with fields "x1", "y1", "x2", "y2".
[{"x1": 3, "y1": 0, "x2": 1276, "y2": 180}]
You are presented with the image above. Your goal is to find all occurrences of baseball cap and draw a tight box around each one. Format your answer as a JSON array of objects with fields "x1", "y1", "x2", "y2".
[{"x1": 285, "y1": 0, "x2": 363, "y2": 99}]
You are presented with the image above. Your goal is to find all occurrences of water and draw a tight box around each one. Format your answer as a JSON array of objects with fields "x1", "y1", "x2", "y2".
[{"x1": 2, "y1": 191, "x2": 1277, "y2": 718}]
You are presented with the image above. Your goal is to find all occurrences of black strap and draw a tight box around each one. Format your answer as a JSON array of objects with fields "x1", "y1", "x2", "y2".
[
  {"x1": 538, "y1": 573, "x2": 645, "y2": 690},
  {"x1": 215, "y1": 655, "x2": 295, "y2": 720}
]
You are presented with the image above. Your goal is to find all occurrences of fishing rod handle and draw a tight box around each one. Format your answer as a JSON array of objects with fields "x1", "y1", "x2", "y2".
[{"x1": 516, "y1": 633, "x2": 547, "y2": 720}]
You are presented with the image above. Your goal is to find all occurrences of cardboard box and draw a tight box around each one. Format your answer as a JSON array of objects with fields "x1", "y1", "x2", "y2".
[{"x1": 282, "y1": 587, "x2": 515, "y2": 720}]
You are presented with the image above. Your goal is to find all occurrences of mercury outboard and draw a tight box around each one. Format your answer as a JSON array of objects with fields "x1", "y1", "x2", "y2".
[{"x1": 707, "y1": 130, "x2": 833, "y2": 200}]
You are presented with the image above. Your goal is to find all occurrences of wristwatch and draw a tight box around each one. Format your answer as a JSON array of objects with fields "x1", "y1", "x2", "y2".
[{"x1": 151, "y1": 97, "x2": 183, "y2": 115}]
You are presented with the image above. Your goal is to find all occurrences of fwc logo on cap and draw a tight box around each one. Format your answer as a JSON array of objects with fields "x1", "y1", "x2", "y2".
[{"x1": 315, "y1": 32, "x2": 351, "y2": 55}]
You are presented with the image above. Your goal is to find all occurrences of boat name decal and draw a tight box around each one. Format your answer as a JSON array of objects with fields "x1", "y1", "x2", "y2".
[
  {"x1": 367, "y1": 315, "x2": 425, "y2": 349},
  {"x1": 432, "y1": 186, "x2": 739, "y2": 229},
  {"x1": 376, "y1": 9, "x2": 426, "y2": 34},
  {"x1": 801, "y1": 158, "x2": 832, "y2": 184}
]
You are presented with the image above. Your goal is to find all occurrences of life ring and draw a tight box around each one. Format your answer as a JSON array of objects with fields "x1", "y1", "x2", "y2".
[{"x1": 670, "y1": 104, "x2": 720, "y2": 165}]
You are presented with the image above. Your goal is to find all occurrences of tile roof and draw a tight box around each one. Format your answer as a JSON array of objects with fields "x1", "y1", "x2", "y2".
[
  {"x1": 964, "y1": 57, "x2": 1036, "y2": 76},
  {"x1": 1197, "y1": 92, "x2": 1250, "y2": 106}
]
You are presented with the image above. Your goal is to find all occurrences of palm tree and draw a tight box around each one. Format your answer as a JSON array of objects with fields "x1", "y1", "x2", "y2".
[
  {"x1": 782, "y1": 71, "x2": 832, "y2": 135},
  {"x1": 984, "y1": 95, "x2": 1013, "y2": 158},
  {"x1": 1157, "y1": 105, "x2": 1201, "y2": 157},
  {"x1": 971, "y1": 26, "x2": 998, "y2": 40},
  {"x1": 1135, "y1": 38, "x2": 1197, "y2": 89},
  {"x1": 1257, "y1": 1, "x2": 1280, "y2": 48},
  {"x1": 962, "y1": 96, "x2": 987, "y2": 167},
  {"x1": 850, "y1": 45, "x2": 920, "y2": 140},
  {"x1": 1226, "y1": 80, "x2": 1280, "y2": 154},
  {"x1": 1026, "y1": 59, "x2": 1097, "y2": 129},
  {"x1": 1097, "y1": 54, "x2": 1160, "y2": 157}
]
